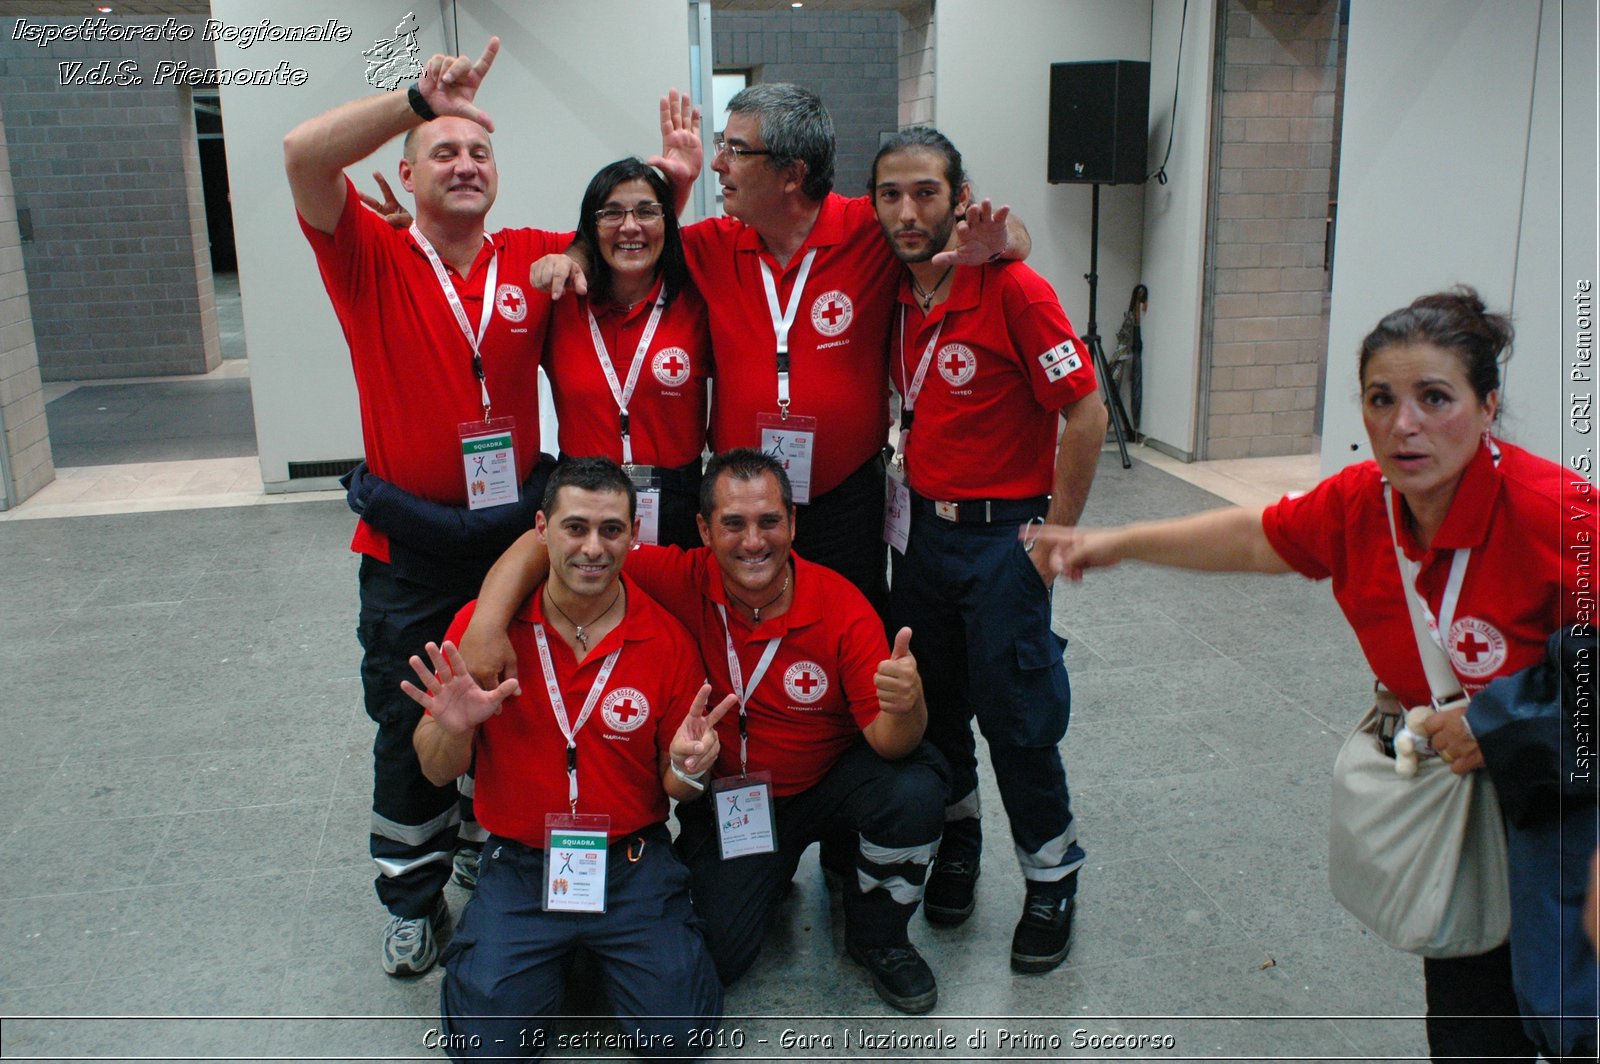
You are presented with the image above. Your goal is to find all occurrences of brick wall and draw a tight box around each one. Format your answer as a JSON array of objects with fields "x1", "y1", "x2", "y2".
[
  {"x1": 0, "y1": 99, "x2": 53, "y2": 507},
  {"x1": 713, "y1": 9, "x2": 901, "y2": 195},
  {"x1": 1203, "y1": 0, "x2": 1338, "y2": 459},
  {"x1": 898, "y1": 2, "x2": 934, "y2": 128},
  {"x1": 0, "y1": 17, "x2": 221, "y2": 382}
]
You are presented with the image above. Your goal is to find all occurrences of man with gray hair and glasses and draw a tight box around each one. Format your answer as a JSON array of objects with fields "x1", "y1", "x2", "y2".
[{"x1": 537, "y1": 84, "x2": 1030, "y2": 620}]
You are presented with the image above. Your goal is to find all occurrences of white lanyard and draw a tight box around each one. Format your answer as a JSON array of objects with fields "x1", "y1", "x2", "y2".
[
  {"x1": 1384, "y1": 484, "x2": 1472, "y2": 698},
  {"x1": 759, "y1": 250, "x2": 817, "y2": 417},
  {"x1": 586, "y1": 295, "x2": 667, "y2": 466},
  {"x1": 531, "y1": 623, "x2": 622, "y2": 813},
  {"x1": 411, "y1": 223, "x2": 498, "y2": 418},
  {"x1": 714, "y1": 603, "x2": 782, "y2": 775},
  {"x1": 896, "y1": 306, "x2": 944, "y2": 429}
]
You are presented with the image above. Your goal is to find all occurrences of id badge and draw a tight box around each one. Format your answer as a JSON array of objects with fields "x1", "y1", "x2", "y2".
[
  {"x1": 625, "y1": 469, "x2": 663, "y2": 546},
  {"x1": 459, "y1": 417, "x2": 519, "y2": 511},
  {"x1": 543, "y1": 813, "x2": 610, "y2": 913},
  {"x1": 712, "y1": 772, "x2": 776, "y2": 860},
  {"x1": 757, "y1": 413, "x2": 817, "y2": 505},
  {"x1": 883, "y1": 464, "x2": 911, "y2": 554}
]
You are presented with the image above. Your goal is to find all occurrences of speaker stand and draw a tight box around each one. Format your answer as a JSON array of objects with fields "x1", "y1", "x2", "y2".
[{"x1": 1084, "y1": 182, "x2": 1136, "y2": 469}]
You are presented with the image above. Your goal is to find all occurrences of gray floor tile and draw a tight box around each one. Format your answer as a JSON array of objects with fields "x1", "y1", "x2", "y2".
[
  {"x1": 1063, "y1": 717, "x2": 1233, "y2": 792},
  {"x1": 144, "y1": 803, "x2": 327, "y2": 886},
  {"x1": 27, "y1": 754, "x2": 200, "y2": 823},
  {"x1": 1065, "y1": 856, "x2": 1244, "y2": 967},
  {"x1": 0, "y1": 889, "x2": 135, "y2": 991},
  {"x1": 1063, "y1": 618, "x2": 1229, "y2": 671},
  {"x1": 1170, "y1": 837, "x2": 1352, "y2": 943},
  {"x1": 91, "y1": 873, "x2": 311, "y2": 982},
  {"x1": 0, "y1": 816, "x2": 170, "y2": 900},
  {"x1": 44, "y1": 379, "x2": 258, "y2": 467},
  {"x1": 179, "y1": 745, "x2": 346, "y2": 812}
]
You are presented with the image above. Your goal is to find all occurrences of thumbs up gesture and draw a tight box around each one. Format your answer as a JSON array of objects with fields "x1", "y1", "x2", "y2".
[{"x1": 874, "y1": 627, "x2": 923, "y2": 717}]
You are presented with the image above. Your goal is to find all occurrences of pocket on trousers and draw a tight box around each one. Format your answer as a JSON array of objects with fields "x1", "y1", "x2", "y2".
[{"x1": 998, "y1": 629, "x2": 1070, "y2": 746}]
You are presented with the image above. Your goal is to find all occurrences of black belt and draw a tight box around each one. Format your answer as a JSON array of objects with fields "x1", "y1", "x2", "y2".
[
  {"x1": 561, "y1": 454, "x2": 703, "y2": 495},
  {"x1": 910, "y1": 492, "x2": 1048, "y2": 526}
]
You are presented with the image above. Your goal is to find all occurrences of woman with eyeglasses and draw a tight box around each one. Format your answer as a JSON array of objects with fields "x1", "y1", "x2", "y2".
[{"x1": 541, "y1": 157, "x2": 711, "y2": 549}]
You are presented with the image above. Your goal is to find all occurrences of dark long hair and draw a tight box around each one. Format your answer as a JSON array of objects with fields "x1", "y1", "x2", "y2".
[{"x1": 572, "y1": 158, "x2": 689, "y2": 309}]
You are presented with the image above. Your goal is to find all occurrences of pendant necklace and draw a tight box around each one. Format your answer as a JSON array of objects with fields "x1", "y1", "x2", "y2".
[
  {"x1": 546, "y1": 586, "x2": 623, "y2": 651},
  {"x1": 911, "y1": 266, "x2": 954, "y2": 313},
  {"x1": 725, "y1": 570, "x2": 791, "y2": 624}
]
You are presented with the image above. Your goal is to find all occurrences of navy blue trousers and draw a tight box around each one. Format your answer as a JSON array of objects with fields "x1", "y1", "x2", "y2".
[
  {"x1": 675, "y1": 738, "x2": 947, "y2": 983},
  {"x1": 440, "y1": 828, "x2": 723, "y2": 1062},
  {"x1": 358, "y1": 556, "x2": 467, "y2": 916},
  {"x1": 890, "y1": 504, "x2": 1084, "y2": 895}
]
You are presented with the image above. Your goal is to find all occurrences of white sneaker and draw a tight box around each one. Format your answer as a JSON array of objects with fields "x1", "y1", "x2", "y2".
[{"x1": 382, "y1": 895, "x2": 449, "y2": 977}]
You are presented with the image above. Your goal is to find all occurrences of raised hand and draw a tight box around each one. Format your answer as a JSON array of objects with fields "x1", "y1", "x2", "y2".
[
  {"x1": 671, "y1": 683, "x2": 737, "y2": 776},
  {"x1": 358, "y1": 171, "x2": 412, "y2": 229},
  {"x1": 401, "y1": 640, "x2": 519, "y2": 735},
  {"x1": 647, "y1": 88, "x2": 704, "y2": 199},
  {"x1": 416, "y1": 36, "x2": 500, "y2": 131},
  {"x1": 932, "y1": 199, "x2": 1012, "y2": 267},
  {"x1": 874, "y1": 627, "x2": 923, "y2": 716}
]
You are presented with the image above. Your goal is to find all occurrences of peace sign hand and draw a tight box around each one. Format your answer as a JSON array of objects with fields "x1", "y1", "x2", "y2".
[{"x1": 670, "y1": 683, "x2": 737, "y2": 777}]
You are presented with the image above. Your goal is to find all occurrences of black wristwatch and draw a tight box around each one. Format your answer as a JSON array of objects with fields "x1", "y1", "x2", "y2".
[{"x1": 407, "y1": 84, "x2": 437, "y2": 122}]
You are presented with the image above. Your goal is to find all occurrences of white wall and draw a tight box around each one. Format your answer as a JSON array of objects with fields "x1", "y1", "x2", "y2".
[
  {"x1": 933, "y1": 0, "x2": 1152, "y2": 381},
  {"x1": 1323, "y1": 0, "x2": 1584, "y2": 471},
  {"x1": 213, "y1": 0, "x2": 693, "y2": 489},
  {"x1": 1137, "y1": 0, "x2": 1216, "y2": 457}
]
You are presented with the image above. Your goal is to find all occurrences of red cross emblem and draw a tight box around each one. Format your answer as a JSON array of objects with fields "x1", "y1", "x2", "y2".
[
  {"x1": 600, "y1": 687, "x2": 650, "y2": 732},
  {"x1": 810, "y1": 290, "x2": 853, "y2": 336},
  {"x1": 936, "y1": 343, "x2": 977, "y2": 386},
  {"x1": 495, "y1": 283, "x2": 528, "y2": 323},
  {"x1": 652, "y1": 347, "x2": 691, "y2": 386},
  {"x1": 783, "y1": 660, "x2": 829, "y2": 704},
  {"x1": 1445, "y1": 617, "x2": 1506, "y2": 679}
]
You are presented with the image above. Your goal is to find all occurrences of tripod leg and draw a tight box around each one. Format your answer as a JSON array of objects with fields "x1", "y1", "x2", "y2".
[{"x1": 1089, "y1": 334, "x2": 1133, "y2": 469}]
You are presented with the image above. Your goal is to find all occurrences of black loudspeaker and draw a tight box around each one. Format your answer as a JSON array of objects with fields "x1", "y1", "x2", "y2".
[{"x1": 1047, "y1": 60, "x2": 1150, "y2": 185}]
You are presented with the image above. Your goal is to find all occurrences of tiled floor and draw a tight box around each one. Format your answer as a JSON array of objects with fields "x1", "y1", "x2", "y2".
[{"x1": 0, "y1": 420, "x2": 1429, "y2": 1060}]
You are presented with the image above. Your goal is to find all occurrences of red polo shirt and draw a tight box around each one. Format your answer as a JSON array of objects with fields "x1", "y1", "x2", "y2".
[
  {"x1": 542, "y1": 277, "x2": 711, "y2": 467},
  {"x1": 681, "y1": 193, "x2": 900, "y2": 497},
  {"x1": 298, "y1": 179, "x2": 569, "y2": 559},
  {"x1": 623, "y1": 546, "x2": 883, "y2": 796},
  {"x1": 1262, "y1": 439, "x2": 1587, "y2": 706},
  {"x1": 441, "y1": 574, "x2": 702, "y2": 844},
  {"x1": 891, "y1": 261, "x2": 1097, "y2": 501}
]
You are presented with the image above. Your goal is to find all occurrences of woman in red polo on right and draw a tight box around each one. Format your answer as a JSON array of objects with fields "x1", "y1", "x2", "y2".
[{"x1": 1031, "y1": 287, "x2": 1589, "y2": 1063}]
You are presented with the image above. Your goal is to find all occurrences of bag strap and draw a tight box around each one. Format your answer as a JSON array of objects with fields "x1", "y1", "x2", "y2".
[{"x1": 1383, "y1": 483, "x2": 1469, "y2": 711}]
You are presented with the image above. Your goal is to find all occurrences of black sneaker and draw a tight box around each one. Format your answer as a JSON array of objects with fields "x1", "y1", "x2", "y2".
[
  {"x1": 1010, "y1": 890, "x2": 1074, "y2": 974},
  {"x1": 845, "y1": 940, "x2": 938, "y2": 1014},
  {"x1": 923, "y1": 855, "x2": 979, "y2": 926}
]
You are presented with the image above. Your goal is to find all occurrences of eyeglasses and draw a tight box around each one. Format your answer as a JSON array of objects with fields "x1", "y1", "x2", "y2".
[
  {"x1": 713, "y1": 132, "x2": 773, "y2": 159},
  {"x1": 594, "y1": 202, "x2": 666, "y2": 227}
]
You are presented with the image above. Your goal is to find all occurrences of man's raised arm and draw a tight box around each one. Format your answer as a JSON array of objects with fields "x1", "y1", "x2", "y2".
[
  {"x1": 457, "y1": 529, "x2": 550, "y2": 688},
  {"x1": 283, "y1": 36, "x2": 501, "y2": 233}
]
